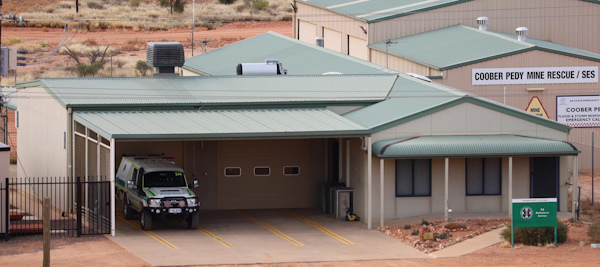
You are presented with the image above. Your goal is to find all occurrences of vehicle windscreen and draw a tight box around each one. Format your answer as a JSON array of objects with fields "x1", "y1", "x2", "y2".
[{"x1": 143, "y1": 171, "x2": 187, "y2": 188}]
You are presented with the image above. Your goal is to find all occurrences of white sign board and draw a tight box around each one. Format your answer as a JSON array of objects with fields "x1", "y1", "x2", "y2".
[
  {"x1": 557, "y1": 95, "x2": 600, "y2": 127},
  {"x1": 472, "y1": 66, "x2": 598, "y2": 85}
]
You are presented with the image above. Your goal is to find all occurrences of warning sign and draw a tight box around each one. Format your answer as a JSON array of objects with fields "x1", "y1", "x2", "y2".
[{"x1": 526, "y1": 97, "x2": 549, "y2": 119}]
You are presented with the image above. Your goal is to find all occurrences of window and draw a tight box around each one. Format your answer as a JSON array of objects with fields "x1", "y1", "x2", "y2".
[
  {"x1": 283, "y1": 166, "x2": 300, "y2": 176},
  {"x1": 466, "y1": 158, "x2": 501, "y2": 195},
  {"x1": 224, "y1": 167, "x2": 241, "y2": 177},
  {"x1": 254, "y1": 167, "x2": 270, "y2": 176},
  {"x1": 395, "y1": 159, "x2": 431, "y2": 197}
]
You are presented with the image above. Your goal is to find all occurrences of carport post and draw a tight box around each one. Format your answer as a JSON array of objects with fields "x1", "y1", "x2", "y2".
[
  {"x1": 380, "y1": 158, "x2": 384, "y2": 228},
  {"x1": 367, "y1": 137, "x2": 372, "y2": 229},
  {"x1": 346, "y1": 140, "x2": 350, "y2": 187},
  {"x1": 339, "y1": 138, "x2": 343, "y2": 183},
  {"x1": 110, "y1": 138, "x2": 116, "y2": 236},
  {"x1": 444, "y1": 158, "x2": 449, "y2": 222},
  {"x1": 508, "y1": 157, "x2": 513, "y2": 217},
  {"x1": 573, "y1": 156, "x2": 579, "y2": 222}
]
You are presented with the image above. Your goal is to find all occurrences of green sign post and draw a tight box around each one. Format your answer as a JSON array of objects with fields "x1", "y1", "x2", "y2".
[{"x1": 511, "y1": 198, "x2": 557, "y2": 248}]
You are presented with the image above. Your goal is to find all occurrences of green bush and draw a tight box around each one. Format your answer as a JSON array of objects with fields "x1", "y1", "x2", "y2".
[
  {"x1": 500, "y1": 220, "x2": 568, "y2": 245},
  {"x1": 218, "y1": 0, "x2": 236, "y2": 4},
  {"x1": 252, "y1": 0, "x2": 269, "y2": 11},
  {"x1": 76, "y1": 62, "x2": 104, "y2": 77},
  {"x1": 403, "y1": 224, "x2": 411, "y2": 230},
  {"x1": 135, "y1": 60, "x2": 152, "y2": 76},
  {"x1": 588, "y1": 221, "x2": 600, "y2": 243},
  {"x1": 87, "y1": 2, "x2": 104, "y2": 9}
]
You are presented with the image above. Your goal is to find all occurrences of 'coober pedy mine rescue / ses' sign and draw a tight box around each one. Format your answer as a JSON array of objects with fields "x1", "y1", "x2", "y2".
[{"x1": 472, "y1": 66, "x2": 598, "y2": 85}]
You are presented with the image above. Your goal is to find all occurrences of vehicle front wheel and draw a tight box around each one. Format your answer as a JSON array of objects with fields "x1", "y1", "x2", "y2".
[
  {"x1": 187, "y1": 213, "x2": 199, "y2": 229},
  {"x1": 140, "y1": 210, "x2": 153, "y2": 230}
]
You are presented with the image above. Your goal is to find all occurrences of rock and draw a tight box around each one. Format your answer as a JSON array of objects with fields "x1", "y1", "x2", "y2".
[
  {"x1": 444, "y1": 221, "x2": 468, "y2": 230},
  {"x1": 385, "y1": 230, "x2": 391, "y2": 235},
  {"x1": 579, "y1": 241, "x2": 585, "y2": 247},
  {"x1": 439, "y1": 244, "x2": 444, "y2": 249}
]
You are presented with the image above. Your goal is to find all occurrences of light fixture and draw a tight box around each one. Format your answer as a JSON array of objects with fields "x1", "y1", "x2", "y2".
[
  {"x1": 359, "y1": 26, "x2": 367, "y2": 34},
  {"x1": 290, "y1": 3, "x2": 297, "y2": 12}
]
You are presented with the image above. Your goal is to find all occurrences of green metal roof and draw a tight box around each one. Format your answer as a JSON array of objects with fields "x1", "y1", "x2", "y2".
[
  {"x1": 369, "y1": 25, "x2": 600, "y2": 70},
  {"x1": 1, "y1": 87, "x2": 17, "y2": 110},
  {"x1": 74, "y1": 108, "x2": 370, "y2": 141},
  {"x1": 373, "y1": 135, "x2": 579, "y2": 158},
  {"x1": 17, "y1": 75, "x2": 398, "y2": 108},
  {"x1": 343, "y1": 73, "x2": 571, "y2": 133},
  {"x1": 183, "y1": 31, "x2": 395, "y2": 76},
  {"x1": 300, "y1": 0, "x2": 470, "y2": 23}
]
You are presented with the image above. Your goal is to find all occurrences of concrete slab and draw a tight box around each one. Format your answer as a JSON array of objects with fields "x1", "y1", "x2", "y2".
[
  {"x1": 429, "y1": 227, "x2": 506, "y2": 258},
  {"x1": 109, "y1": 209, "x2": 430, "y2": 266}
]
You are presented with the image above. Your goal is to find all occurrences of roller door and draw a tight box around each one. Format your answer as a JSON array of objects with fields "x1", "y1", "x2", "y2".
[
  {"x1": 298, "y1": 20, "x2": 317, "y2": 44},
  {"x1": 348, "y1": 35, "x2": 368, "y2": 61},
  {"x1": 323, "y1": 28, "x2": 342, "y2": 53}
]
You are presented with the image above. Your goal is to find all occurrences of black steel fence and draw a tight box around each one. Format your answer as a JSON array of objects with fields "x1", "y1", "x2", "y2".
[
  {"x1": 1, "y1": 179, "x2": 7, "y2": 241},
  {"x1": 2, "y1": 176, "x2": 111, "y2": 240}
]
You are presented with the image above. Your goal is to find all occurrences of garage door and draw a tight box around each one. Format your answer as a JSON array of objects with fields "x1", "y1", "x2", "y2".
[
  {"x1": 218, "y1": 140, "x2": 306, "y2": 209},
  {"x1": 323, "y1": 28, "x2": 342, "y2": 53},
  {"x1": 348, "y1": 35, "x2": 368, "y2": 61},
  {"x1": 298, "y1": 20, "x2": 317, "y2": 44}
]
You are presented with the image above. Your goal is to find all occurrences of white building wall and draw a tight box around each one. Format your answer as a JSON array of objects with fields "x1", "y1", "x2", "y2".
[{"x1": 17, "y1": 86, "x2": 68, "y2": 178}]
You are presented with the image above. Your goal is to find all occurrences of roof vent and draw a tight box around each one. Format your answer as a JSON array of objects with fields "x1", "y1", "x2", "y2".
[
  {"x1": 406, "y1": 73, "x2": 432, "y2": 82},
  {"x1": 477, "y1": 17, "x2": 489, "y2": 31},
  {"x1": 236, "y1": 59, "x2": 287, "y2": 76},
  {"x1": 146, "y1": 42, "x2": 185, "y2": 75},
  {"x1": 516, "y1": 27, "x2": 528, "y2": 42},
  {"x1": 316, "y1": 37, "x2": 324, "y2": 47}
]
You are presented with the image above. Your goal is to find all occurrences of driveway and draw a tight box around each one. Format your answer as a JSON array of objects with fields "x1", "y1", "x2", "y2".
[{"x1": 110, "y1": 208, "x2": 428, "y2": 266}]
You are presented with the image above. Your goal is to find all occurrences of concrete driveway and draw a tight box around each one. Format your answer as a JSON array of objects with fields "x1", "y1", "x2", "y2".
[{"x1": 110, "y1": 208, "x2": 429, "y2": 266}]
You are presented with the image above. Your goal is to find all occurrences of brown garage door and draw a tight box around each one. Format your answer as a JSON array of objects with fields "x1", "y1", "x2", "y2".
[{"x1": 218, "y1": 139, "x2": 306, "y2": 209}]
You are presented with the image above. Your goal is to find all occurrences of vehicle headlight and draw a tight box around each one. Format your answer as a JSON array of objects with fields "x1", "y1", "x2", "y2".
[
  {"x1": 186, "y1": 197, "x2": 199, "y2": 207},
  {"x1": 148, "y1": 199, "x2": 161, "y2": 208}
]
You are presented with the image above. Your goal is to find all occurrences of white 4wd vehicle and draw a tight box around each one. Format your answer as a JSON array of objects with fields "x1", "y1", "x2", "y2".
[{"x1": 116, "y1": 156, "x2": 200, "y2": 230}]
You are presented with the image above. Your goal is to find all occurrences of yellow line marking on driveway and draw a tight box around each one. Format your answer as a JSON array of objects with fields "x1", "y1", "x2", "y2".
[
  {"x1": 117, "y1": 215, "x2": 178, "y2": 249},
  {"x1": 233, "y1": 210, "x2": 304, "y2": 247},
  {"x1": 280, "y1": 209, "x2": 354, "y2": 245},
  {"x1": 197, "y1": 226, "x2": 234, "y2": 248}
]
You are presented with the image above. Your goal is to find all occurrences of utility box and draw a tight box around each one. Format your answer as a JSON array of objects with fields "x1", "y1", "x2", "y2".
[
  {"x1": 0, "y1": 143, "x2": 9, "y2": 237},
  {"x1": 334, "y1": 188, "x2": 354, "y2": 219},
  {"x1": 0, "y1": 46, "x2": 17, "y2": 76}
]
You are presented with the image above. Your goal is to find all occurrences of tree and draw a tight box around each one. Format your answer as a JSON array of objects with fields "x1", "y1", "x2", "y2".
[
  {"x1": 159, "y1": 0, "x2": 186, "y2": 15},
  {"x1": 63, "y1": 45, "x2": 110, "y2": 77},
  {"x1": 135, "y1": 60, "x2": 153, "y2": 76}
]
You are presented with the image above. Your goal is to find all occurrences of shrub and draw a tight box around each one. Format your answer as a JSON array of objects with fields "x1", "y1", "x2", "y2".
[
  {"x1": 588, "y1": 221, "x2": 600, "y2": 243},
  {"x1": 58, "y1": 3, "x2": 72, "y2": 9},
  {"x1": 411, "y1": 230, "x2": 419, "y2": 236},
  {"x1": 76, "y1": 62, "x2": 104, "y2": 77},
  {"x1": 219, "y1": 0, "x2": 236, "y2": 4},
  {"x1": 500, "y1": 220, "x2": 568, "y2": 245},
  {"x1": 403, "y1": 224, "x2": 411, "y2": 230},
  {"x1": 2, "y1": 37, "x2": 22, "y2": 46},
  {"x1": 252, "y1": 0, "x2": 269, "y2": 11},
  {"x1": 129, "y1": 0, "x2": 141, "y2": 7},
  {"x1": 421, "y1": 219, "x2": 429, "y2": 226},
  {"x1": 135, "y1": 60, "x2": 152, "y2": 76},
  {"x1": 87, "y1": 2, "x2": 104, "y2": 9}
]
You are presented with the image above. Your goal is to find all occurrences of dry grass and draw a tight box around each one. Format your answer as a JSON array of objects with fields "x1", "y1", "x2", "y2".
[{"x1": 6, "y1": 0, "x2": 292, "y2": 31}]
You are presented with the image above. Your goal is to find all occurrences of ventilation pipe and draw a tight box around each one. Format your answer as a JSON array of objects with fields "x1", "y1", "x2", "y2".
[
  {"x1": 477, "y1": 17, "x2": 489, "y2": 31},
  {"x1": 516, "y1": 27, "x2": 529, "y2": 42},
  {"x1": 316, "y1": 37, "x2": 324, "y2": 47}
]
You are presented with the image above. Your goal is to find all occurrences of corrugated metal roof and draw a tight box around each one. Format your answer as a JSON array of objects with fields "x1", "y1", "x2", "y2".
[
  {"x1": 373, "y1": 135, "x2": 579, "y2": 158},
  {"x1": 183, "y1": 32, "x2": 395, "y2": 76},
  {"x1": 1, "y1": 87, "x2": 17, "y2": 110},
  {"x1": 301, "y1": 0, "x2": 470, "y2": 22},
  {"x1": 74, "y1": 108, "x2": 370, "y2": 140},
  {"x1": 18, "y1": 74, "x2": 398, "y2": 108},
  {"x1": 369, "y1": 25, "x2": 600, "y2": 70}
]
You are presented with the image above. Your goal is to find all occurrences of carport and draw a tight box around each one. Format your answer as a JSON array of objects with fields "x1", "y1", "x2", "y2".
[{"x1": 72, "y1": 108, "x2": 371, "y2": 236}]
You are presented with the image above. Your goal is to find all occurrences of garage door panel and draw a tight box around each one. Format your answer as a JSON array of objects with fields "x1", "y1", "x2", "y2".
[
  {"x1": 219, "y1": 177, "x2": 305, "y2": 209},
  {"x1": 323, "y1": 28, "x2": 342, "y2": 53},
  {"x1": 299, "y1": 20, "x2": 317, "y2": 44},
  {"x1": 348, "y1": 36, "x2": 368, "y2": 61}
]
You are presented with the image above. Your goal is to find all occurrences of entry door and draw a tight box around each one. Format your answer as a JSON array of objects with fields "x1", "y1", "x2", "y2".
[{"x1": 530, "y1": 157, "x2": 559, "y2": 210}]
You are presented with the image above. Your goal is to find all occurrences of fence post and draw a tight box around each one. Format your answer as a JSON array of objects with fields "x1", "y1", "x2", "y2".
[
  {"x1": 4, "y1": 178, "x2": 8, "y2": 241},
  {"x1": 76, "y1": 176, "x2": 82, "y2": 237},
  {"x1": 43, "y1": 198, "x2": 50, "y2": 267}
]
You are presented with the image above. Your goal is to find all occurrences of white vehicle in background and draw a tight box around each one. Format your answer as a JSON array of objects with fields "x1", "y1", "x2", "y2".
[{"x1": 116, "y1": 156, "x2": 200, "y2": 230}]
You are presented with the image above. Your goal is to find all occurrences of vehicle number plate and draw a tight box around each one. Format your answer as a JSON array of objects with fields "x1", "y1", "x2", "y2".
[{"x1": 169, "y1": 208, "x2": 182, "y2": 214}]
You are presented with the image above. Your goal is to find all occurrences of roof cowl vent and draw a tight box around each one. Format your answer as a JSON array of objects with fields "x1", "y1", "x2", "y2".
[
  {"x1": 477, "y1": 17, "x2": 489, "y2": 31},
  {"x1": 316, "y1": 37, "x2": 324, "y2": 47},
  {"x1": 516, "y1": 27, "x2": 529, "y2": 42}
]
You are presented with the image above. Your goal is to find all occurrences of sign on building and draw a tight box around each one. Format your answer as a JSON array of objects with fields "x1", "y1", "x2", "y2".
[
  {"x1": 472, "y1": 66, "x2": 598, "y2": 85},
  {"x1": 557, "y1": 95, "x2": 600, "y2": 127},
  {"x1": 525, "y1": 97, "x2": 549, "y2": 118},
  {"x1": 511, "y1": 198, "x2": 557, "y2": 247}
]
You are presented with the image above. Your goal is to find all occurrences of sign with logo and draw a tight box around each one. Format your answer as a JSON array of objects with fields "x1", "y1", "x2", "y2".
[
  {"x1": 556, "y1": 95, "x2": 600, "y2": 127},
  {"x1": 472, "y1": 66, "x2": 598, "y2": 85},
  {"x1": 511, "y1": 198, "x2": 557, "y2": 247},
  {"x1": 525, "y1": 97, "x2": 549, "y2": 119}
]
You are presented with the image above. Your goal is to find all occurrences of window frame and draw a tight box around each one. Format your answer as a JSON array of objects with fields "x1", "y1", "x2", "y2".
[
  {"x1": 395, "y1": 159, "x2": 432, "y2": 197},
  {"x1": 224, "y1": 167, "x2": 242, "y2": 177},
  {"x1": 283, "y1": 166, "x2": 300, "y2": 176},
  {"x1": 253, "y1": 166, "x2": 271, "y2": 176},
  {"x1": 465, "y1": 158, "x2": 502, "y2": 196}
]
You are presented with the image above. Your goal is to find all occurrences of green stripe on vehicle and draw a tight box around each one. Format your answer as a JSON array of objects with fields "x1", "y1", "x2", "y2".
[{"x1": 187, "y1": 189, "x2": 194, "y2": 196}]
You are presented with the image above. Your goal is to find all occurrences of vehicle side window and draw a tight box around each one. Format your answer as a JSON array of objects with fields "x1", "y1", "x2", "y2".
[
  {"x1": 137, "y1": 169, "x2": 143, "y2": 188},
  {"x1": 132, "y1": 168, "x2": 139, "y2": 184}
]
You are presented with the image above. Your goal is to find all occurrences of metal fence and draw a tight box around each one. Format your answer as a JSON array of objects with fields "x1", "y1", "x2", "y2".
[
  {"x1": 1, "y1": 179, "x2": 7, "y2": 241},
  {"x1": 2, "y1": 176, "x2": 111, "y2": 240}
]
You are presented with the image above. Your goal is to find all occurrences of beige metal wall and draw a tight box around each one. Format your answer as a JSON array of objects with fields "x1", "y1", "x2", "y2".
[
  {"x1": 296, "y1": 3, "x2": 369, "y2": 55},
  {"x1": 217, "y1": 139, "x2": 307, "y2": 209},
  {"x1": 370, "y1": 50, "x2": 442, "y2": 76},
  {"x1": 348, "y1": 137, "x2": 367, "y2": 220},
  {"x1": 438, "y1": 50, "x2": 599, "y2": 168},
  {"x1": 16, "y1": 86, "x2": 68, "y2": 178}
]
